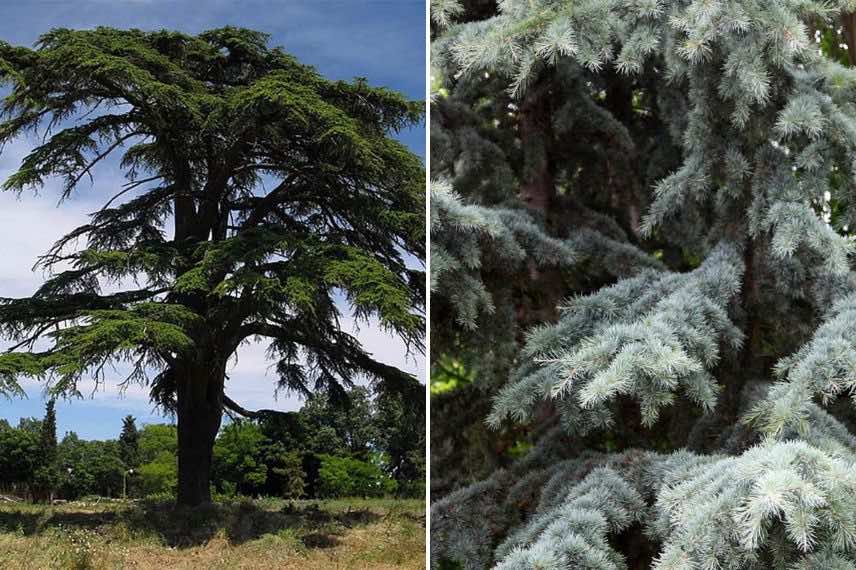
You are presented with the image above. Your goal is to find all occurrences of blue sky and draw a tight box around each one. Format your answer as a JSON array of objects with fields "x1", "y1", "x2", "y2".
[{"x1": 0, "y1": 0, "x2": 426, "y2": 440}]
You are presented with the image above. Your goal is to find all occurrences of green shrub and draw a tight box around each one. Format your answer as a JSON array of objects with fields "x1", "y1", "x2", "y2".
[
  {"x1": 141, "y1": 490, "x2": 175, "y2": 504},
  {"x1": 268, "y1": 450, "x2": 305, "y2": 499},
  {"x1": 218, "y1": 480, "x2": 238, "y2": 498},
  {"x1": 137, "y1": 450, "x2": 177, "y2": 495},
  {"x1": 316, "y1": 454, "x2": 397, "y2": 498}
]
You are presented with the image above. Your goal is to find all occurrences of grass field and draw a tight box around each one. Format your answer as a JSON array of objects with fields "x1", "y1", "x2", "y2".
[{"x1": 0, "y1": 497, "x2": 425, "y2": 569}]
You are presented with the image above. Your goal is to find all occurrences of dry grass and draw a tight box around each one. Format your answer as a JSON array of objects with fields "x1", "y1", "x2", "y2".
[{"x1": 0, "y1": 497, "x2": 425, "y2": 569}]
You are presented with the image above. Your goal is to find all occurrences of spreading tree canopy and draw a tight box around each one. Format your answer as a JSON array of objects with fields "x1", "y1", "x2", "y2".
[
  {"x1": 431, "y1": 1, "x2": 856, "y2": 568},
  {"x1": 0, "y1": 26, "x2": 425, "y2": 506}
]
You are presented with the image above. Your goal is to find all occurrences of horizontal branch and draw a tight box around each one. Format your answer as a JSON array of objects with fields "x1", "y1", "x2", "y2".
[
  {"x1": 223, "y1": 394, "x2": 294, "y2": 420},
  {"x1": 235, "y1": 320, "x2": 420, "y2": 398}
]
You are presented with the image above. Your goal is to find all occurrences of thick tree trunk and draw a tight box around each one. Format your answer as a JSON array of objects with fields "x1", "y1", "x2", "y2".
[
  {"x1": 843, "y1": 13, "x2": 856, "y2": 66},
  {"x1": 175, "y1": 357, "x2": 225, "y2": 507},
  {"x1": 517, "y1": 75, "x2": 565, "y2": 326},
  {"x1": 518, "y1": 79, "x2": 555, "y2": 215},
  {"x1": 172, "y1": 171, "x2": 226, "y2": 506},
  {"x1": 603, "y1": 70, "x2": 643, "y2": 240}
]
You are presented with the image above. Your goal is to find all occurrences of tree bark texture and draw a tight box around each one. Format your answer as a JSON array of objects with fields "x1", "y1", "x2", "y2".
[{"x1": 175, "y1": 355, "x2": 225, "y2": 506}]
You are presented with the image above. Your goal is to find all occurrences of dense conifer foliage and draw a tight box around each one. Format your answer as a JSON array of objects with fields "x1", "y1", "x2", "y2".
[
  {"x1": 430, "y1": 1, "x2": 856, "y2": 568},
  {"x1": 118, "y1": 415, "x2": 140, "y2": 471},
  {"x1": 0, "y1": 26, "x2": 424, "y2": 506}
]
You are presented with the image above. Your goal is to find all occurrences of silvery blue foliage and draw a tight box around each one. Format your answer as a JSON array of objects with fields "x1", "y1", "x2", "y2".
[
  {"x1": 490, "y1": 242, "x2": 744, "y2": 431},
  {"x1": 431, "y1": 0, "x2": 856, "y2": 567},
  {"x1": 750, "y1": 293, "x2": 856, "y2": 438},
  {"x1": 431, "y1": 179, "x2": 579, "y2": 330}
]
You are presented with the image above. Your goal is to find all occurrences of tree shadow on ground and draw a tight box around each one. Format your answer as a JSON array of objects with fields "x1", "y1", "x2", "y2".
[
  {"x1": 0, "y1": 508, "x2": 119, "y2": 535},
  {"x1": 0, "y1": 499, "x2": 385, "y2": 548}
]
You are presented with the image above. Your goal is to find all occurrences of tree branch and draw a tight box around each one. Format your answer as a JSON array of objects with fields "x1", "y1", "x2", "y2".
[
  {"x1": 63, "y1": 131, "x2": 141, "y2": 198},
  {"x1": 96, "y1": 175, "x2": 165, "y2": 213},
  {"x1": 223, "y1": 394, "x2": 294, "y2": 420},
  {"x1": 234, "y1": 320, "x2": 420, "y2": 398}
]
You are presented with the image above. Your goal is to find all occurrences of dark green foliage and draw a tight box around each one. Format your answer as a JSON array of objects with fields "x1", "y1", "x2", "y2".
[
  {"x1": 37, "y1": 400, "x2": 56, "y2": 462},
  {"x1": 136, "y1": 423, "x2": 178, "y2": 496},
  {"x1": 212, "y1": 421, "x2": 271, "y2": 495},
  {"x1": 138, "y1": 423, "x2": 178, "y2": 464},
  {"x1": 256, "y1": 410, "x2": 307, "y2": 448},
  {"x1": 301, "y1": 386, "x2": 378, "y2": 460},
  {"x1": 56, "y1": 433, "x2": 125, "y2": 500},
  {"x1": 0, "y1": 382, "x2": 414, "y2": 502},
  {"x1": 31, "y1": 400, "x2": 59, "y2": 502},
  {"x1": 0, "y1": 403, "x2": 63, "y2": 502},
  {"x1": 0, "y1": 26, "x2": 424, "y2": 506},
  {"x1": 138, "y1": 450, "x2": 178, "y2": 496},
  {"x1": 262, "y1": 446, "x2": 305, "y2": 500},
  {"x1": 375, "y1": 387, "x2": 426, "y2": 496},
  {"x1": 212, "y1": 421, "x2": 309, "y2": 499},
  {"x1": 296, "y1": 383, "x2": 424, "y2": 497},
  {"x1": 118, "y1": 415, "x2": 140, "y2": 470},
  {"x1": 0, "y1": 419, "x2": 39, "y2": 495}
]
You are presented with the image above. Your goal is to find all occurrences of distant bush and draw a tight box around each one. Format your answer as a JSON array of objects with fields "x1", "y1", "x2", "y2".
[
  {"x1": 216, "y1": 480, "x2": 238, "y2": 498},
  {"x1": 268, "y1": 450, "x2": 305, "y2": 499},
  {"x1": 131, "y1": 424, "x2": 179, "y2": 498},
  {"x1": 141, "y1": 490, "x2": 175, "y2": 504},
  {"x1": 57, "y1": 435, "x2": 125, "y2": 499},
  {"x1": 212, "y1": 422, "x2": 307, "y2": 499},
  {"x1": 137, "y1": 450, "x2": 177, "y2": 496},
  {"x1": 138, "y1": 425, "x2": 177, "y2": 465},
  {"x1": 316, "y1": 454, "x2": 396, "y2": 498},
  {"x1": 396, "y1": 474, "x2": 425, "y2": 499}
]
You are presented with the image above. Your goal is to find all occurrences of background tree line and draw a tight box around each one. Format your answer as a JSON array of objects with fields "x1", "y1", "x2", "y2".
[{"x1": 0, "y1": 384, "x2": 423, "y2": 502}]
